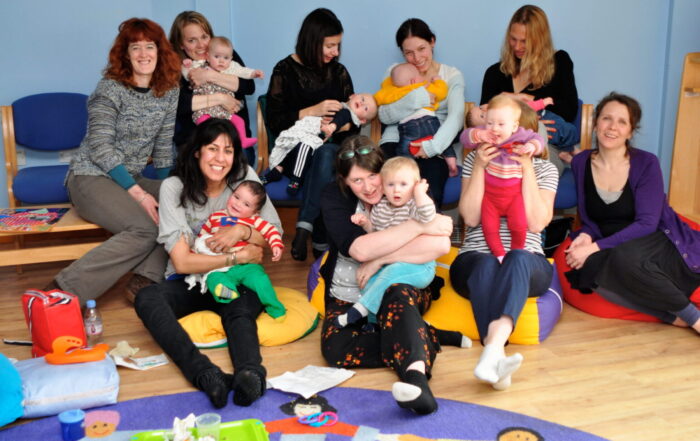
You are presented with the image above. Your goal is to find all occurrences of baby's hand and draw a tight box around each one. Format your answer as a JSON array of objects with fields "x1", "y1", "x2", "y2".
[
  {"x1": 182, "y1": 59, "x2": 193, "y2": 68},
  {"x1": 252, "y1": 69, "x2": 264, "y2": 79},
  {"x1": 351, "y1": 213, "x2": 369, "y2": 226},
  {"x1": 473, "y1": 128, "x2": 498, "y2": 144},
  {"x1": 413, "y1": 179, "x2": 429, "y2": 198},
  {"x1": 543, "y1": 97, "x2": 554, "y2": 107},
  {"x1": 320, "y1": 123, "x2": 336, "y2": 139},
  {"x1": 429, "y1": 75, "x2": 442, "y2": 83},
  {"x1": 516, "y1": 141, "x2": 537, "y2": 157},
  {"x1": 272, "y1": 246, "x2": 283, "y2": 262}
]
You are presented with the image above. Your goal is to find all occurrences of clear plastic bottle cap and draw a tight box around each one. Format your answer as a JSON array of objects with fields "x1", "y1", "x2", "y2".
[{"x1": 86, "y1": 300, "x2": 96, "y2": 308}]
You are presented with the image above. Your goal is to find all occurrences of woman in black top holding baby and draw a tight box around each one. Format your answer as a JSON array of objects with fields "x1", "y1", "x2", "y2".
[{"x1": 266, "y1": 8, "x2": 358, "y2": 261}]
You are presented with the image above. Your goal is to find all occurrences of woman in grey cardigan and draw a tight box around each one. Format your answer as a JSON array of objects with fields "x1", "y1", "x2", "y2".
[{"x1": 44, "y1": 18, "x2": 181, "y2": 304}]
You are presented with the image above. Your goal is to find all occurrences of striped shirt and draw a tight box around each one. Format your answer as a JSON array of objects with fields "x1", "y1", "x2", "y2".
[
  {"x1": 370, "y1": 198, "x2": 436, "y2": 231},
  {"x1": 202, "y1": 211, "x2": 283, "y2": 251},
  {"x1": 459, "y1": 151, "x2": 558, "y2": 255}
]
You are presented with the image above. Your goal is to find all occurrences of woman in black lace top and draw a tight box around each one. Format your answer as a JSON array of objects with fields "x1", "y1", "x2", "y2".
[{"x1": 266, "y1": 8, "x2": 358, "y2": 261}]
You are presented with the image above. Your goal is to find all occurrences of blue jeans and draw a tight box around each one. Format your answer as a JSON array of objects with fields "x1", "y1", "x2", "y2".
[
  {"x1": 449, "y1": 250, "x2": 552, "y2": 342},
  {"x1": 541, "y1": 110, "x2": 578, "y2": 150},
  {"x1": 397, "y1": 115, "x2": 443, "y2": 157},
  {"x1": 297, "y1": 142, "x2": 339, "y2": 234},
  {"x1": 360, "y1": 261, "x2": 436, "y2": 318}
]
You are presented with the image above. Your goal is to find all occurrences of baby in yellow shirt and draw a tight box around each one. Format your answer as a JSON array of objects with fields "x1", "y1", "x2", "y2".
[{"x1": 375, "y1": 63, "x2": 456, "y2": 176}]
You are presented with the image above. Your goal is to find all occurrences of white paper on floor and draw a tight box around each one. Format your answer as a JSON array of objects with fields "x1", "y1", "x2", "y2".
[{"x1": 266, "y1": 365, "x2": 355, "y2": 398}]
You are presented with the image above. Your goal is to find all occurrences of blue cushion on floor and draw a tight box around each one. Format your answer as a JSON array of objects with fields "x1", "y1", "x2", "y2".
[
  {"x1": 13, "y1": 165, "x2": 70, "y2": 204},
  {"x1": 554, "y1": 168, "x2": 577, "y2": 210},
  {"x1": 0, "y1": 354, "x2": 23, "y2": 427}
]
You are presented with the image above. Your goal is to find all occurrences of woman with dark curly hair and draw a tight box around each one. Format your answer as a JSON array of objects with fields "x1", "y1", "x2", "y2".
[
  {"x1": 136, "y1": 118, "x2": 280, "y2": 408},
  {"x1": 45, "y1": 18, "x2": 181, "y2": 304}
]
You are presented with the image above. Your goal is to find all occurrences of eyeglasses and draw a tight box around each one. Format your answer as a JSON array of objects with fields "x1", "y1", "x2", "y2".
[{"x1": 339, "y1": 145, "x2": 374, "y2": 160}]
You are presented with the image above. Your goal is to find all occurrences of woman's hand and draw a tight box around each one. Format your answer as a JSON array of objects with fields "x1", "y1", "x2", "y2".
[
  {"x1": 188, "y1": 67, "x2": 211, "y2": 88},
  {"x1": 235, "y1": 244, "x2": 264, "y2": 265},
  {"x1": 474, "y1": 143, "x2": 499, "y2": 170},
  {"x1": 302, "y1": 99, "x2": 342, "y2": 119},
  {"x1": 568, "y1": 232, "x2": 593, "y2": 250},
  {"x1": 357, "y1": 259, "x2": 383, "y2": 289},
  {"x1": 128, "y1": 185, "x2": 159, "y2": 224},
  {"x1": 509, "y1": 148, "x2": 534, "y2": 169},
  {"x1": 565, "y1": 240, "x2": 599, "y2": 270},
  {"x1": 218, "y1": 94, "x2": 242, "y2": 113},
  {"x1": 205, "y1": 224, "x2": 248, "y2": 253},
  {"x1": 421, "y1": 214, "x2": 453, "y2": 237}
]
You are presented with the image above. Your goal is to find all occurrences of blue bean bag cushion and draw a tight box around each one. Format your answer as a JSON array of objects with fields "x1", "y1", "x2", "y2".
[{"x1": 0, "y1": 353, "x2": 23, "y2": 427}]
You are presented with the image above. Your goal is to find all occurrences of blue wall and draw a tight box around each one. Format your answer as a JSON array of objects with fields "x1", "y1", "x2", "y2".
[{"x1": 1, "y1": 0, "x2": 698, "y2": 208}]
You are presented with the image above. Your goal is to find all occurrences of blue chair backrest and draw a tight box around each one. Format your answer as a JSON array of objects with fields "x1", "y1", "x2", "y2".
[{"x1": 13, "y1": 93, "x2": 88, "y2": 151}]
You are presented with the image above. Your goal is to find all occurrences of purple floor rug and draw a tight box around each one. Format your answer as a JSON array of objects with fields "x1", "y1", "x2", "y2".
[{"x1": 0, "y1": 387, "x2": 608, "y2": 440}]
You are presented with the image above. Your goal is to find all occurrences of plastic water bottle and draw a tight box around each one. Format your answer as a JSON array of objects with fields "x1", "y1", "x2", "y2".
[{"x1": 83, "y1": 300, "x2": 103, "y2": 347}]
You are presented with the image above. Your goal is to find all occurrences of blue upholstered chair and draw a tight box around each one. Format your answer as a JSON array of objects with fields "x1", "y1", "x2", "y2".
[
  {"x1": 553, "y1": 99, "x2": 594, "y2": 210},
  {"x1": 3, "y1": 93, "x2": 88, "y2": 207}
]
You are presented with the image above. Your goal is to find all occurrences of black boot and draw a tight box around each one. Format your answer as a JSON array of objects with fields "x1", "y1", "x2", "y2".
[
  {"x1": 291, "y1": 227, "x2": 310, "y2": 261},
  {"x1": 194, "y1": 368, "x2": 231, "y2": 409},
  {"x1": 232, "y1": 369, "x2": 265, "y2": 406}
]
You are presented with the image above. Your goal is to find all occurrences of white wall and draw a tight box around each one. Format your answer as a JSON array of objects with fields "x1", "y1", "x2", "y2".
[{"x1": 1, "y1": 0, "x2": 699, "y2": 207}]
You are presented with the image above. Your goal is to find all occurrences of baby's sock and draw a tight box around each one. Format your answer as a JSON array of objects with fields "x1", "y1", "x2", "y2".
[
  {"x1": 334, "y1": 303, "x2": 369, "y2": 328},
  {"x1": 474, "y1": 344, "x2": 504, "y2": 384},
  {"x1": 492, "y1": 353, "x2": 524, "y2": 391},
  {"x1": 286, "y1": 178, "x2": 301, "y2": 196},
  {"x1": 392, "y1": 369, "x2": 438, "y2": 415},
  {"x1": 214, "y1": 284, "x2": 239, "y2": 301},
  {"x1": 262, "y1": 167, "x2": 283, "y2": 185}
]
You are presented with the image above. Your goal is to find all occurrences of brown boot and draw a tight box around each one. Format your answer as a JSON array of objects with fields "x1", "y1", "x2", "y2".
[{"x1": 124, "y1": 274, "x2": 155, "y2": 303}]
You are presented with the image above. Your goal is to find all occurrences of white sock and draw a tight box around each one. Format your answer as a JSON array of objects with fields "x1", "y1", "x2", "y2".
[
  {"x1": 492, "y1": 353, "x2": 524, "y2": 391},
  {"x1": 474, "y1": 344, "x2": 504, "y2": 384},
  {"x1": 391, "y1": 381, "x2": 422, "y2": 402},
  {"x1": 461, "y1": 336, "x2": 473, "y2": 348}
]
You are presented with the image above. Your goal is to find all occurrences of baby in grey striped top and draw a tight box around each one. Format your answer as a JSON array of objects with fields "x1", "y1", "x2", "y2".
[{"x1": 335, "y1": 156, "x2": 437, "y2": 328}]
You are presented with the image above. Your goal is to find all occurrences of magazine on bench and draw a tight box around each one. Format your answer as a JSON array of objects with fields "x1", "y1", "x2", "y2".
[{"x1": 0, "y1": 208, "x2": 69, "y2": 232}]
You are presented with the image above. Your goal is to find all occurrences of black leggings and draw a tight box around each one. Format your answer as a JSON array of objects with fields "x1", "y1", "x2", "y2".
[
  {"x1": 135, "y1": 279, "x2": 265, "y2": 385},
  {"x1": 321, "y1": 283, "x2": 440, "y2": 379}
]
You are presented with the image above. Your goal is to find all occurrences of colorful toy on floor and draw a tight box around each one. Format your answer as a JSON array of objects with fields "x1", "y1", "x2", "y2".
[
  {"x1": 45, "y1": 336, "x2": 109, "y2": 365},
  {"x1": 298, "y1": 411, "x2": 338, "y2": 427}
]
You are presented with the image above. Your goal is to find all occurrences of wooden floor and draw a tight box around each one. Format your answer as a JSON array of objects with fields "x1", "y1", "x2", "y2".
[{"x1": 1, "y1": 207, "x2": 698, "y2": 440}]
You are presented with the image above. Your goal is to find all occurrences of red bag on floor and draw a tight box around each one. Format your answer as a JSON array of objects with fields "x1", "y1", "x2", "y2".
[{"x1": 21, "y1": 290, "x2": 86, "y2": 357}]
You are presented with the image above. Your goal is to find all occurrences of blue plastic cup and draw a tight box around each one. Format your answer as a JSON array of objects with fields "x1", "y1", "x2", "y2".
[{"x1": 58, "y1": 409, "x2": 85, "y2": 441}]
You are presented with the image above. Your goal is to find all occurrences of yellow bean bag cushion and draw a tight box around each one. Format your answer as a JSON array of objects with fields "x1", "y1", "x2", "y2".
[
  {"x1": 423, "y1": 248, "x2": 562, "y2": 345},
  {"x1": 179, "y1": 287, "x2": 319, "y2": 347},
  {"x1": 308, "y1": 248, "x2": 562, "y2": 345}
]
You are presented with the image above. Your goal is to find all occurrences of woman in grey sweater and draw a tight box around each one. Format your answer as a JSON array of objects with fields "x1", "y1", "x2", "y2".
[{"x1": 45, "y1": 18, "x2": 181, "y2": 303}]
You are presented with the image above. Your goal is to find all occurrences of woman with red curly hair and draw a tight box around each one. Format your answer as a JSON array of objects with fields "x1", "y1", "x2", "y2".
[{"x1": 45, "y1": 18, "x2": 181, "y2": 304}]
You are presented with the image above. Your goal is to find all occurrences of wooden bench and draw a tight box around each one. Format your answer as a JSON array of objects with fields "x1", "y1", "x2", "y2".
[{"x1": 2, "y1": 99, "x2": 106, "y2": 268}]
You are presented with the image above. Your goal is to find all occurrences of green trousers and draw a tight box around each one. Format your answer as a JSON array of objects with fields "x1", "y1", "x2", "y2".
[{"x1": 206, "y1": 264, "x2": 286, "y2": 319}]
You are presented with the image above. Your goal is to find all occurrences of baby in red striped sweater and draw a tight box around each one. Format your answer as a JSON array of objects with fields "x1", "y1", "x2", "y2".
[{"x1": 187, "y1": 180, "x2": 286, "y2": 320}]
